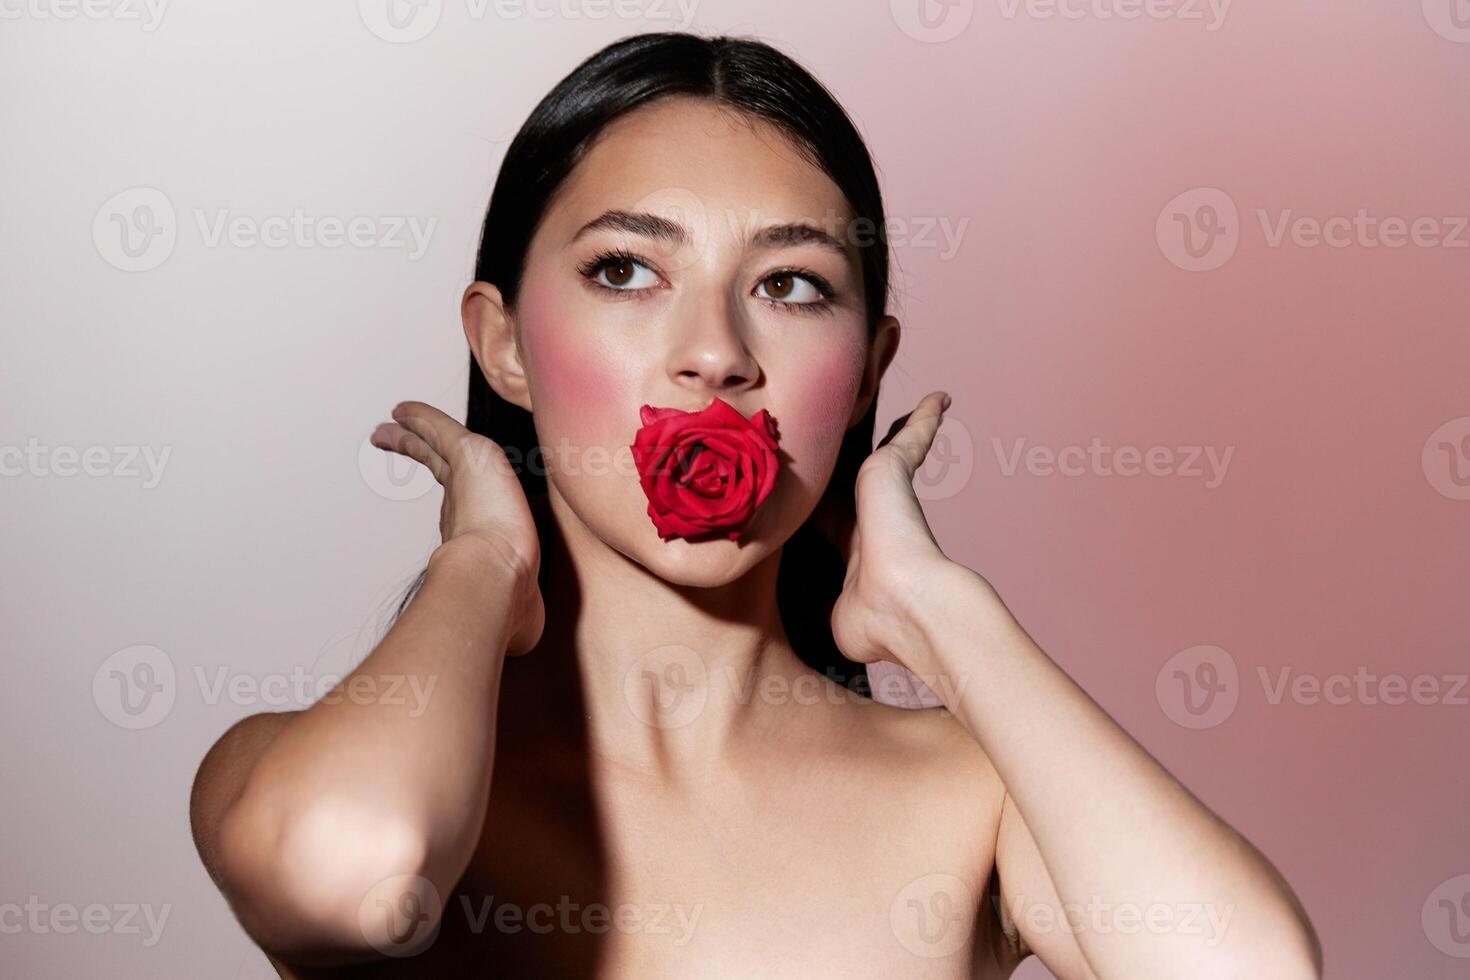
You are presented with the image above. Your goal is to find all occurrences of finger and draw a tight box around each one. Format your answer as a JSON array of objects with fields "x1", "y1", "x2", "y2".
[
  {"x1": 371, "y1": 421, "x2": 451, "y2": 485},
  {"x1": 391, "y1": 401, "x2": 475, "y2": 471},
  {"x1": 879, "y1": 391, "x2": 949, "y2": 476}
]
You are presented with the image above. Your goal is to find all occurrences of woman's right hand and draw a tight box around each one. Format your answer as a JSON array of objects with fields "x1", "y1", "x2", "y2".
[{"x1": 371, "y1": 400, "x2": 545, "y2": 656}]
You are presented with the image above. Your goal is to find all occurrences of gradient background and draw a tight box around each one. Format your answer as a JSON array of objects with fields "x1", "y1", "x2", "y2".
[{"x1": 2, "y1": 1, "x2": 1467, "y2": 977}]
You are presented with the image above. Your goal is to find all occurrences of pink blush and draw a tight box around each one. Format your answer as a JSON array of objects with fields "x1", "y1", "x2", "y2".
[
  {"x1": 517, "y1": 282, "x2": 618, "y2": 419},
  {"x1": 794, "y1": 350, "x2": 866, "y2": 452}
]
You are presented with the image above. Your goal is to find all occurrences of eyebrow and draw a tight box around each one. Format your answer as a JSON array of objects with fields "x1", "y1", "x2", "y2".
[{"x1": 569, "y1": 209, "x2": 849, "y2": 256}]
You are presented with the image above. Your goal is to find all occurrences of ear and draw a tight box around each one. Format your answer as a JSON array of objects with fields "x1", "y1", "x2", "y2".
[
  {"x1": 849, "y1": 314, "x2": 900, "y2": 428},
  {"x1": 462, "y1": 281, "x2": 532, "y2": 413}
]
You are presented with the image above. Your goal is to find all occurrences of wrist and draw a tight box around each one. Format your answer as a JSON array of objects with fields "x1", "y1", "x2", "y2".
[
  {"x1": 428, "y1": 534, "x2": 529, "y2": 593},
  {"x1": 900, "y1": 560, "x2": 1013, "y2": 678}
]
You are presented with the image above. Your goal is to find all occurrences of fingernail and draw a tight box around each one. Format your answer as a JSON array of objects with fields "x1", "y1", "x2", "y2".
[{"x1": 941, "y1": 392, "x2": 952, "y2": 411}]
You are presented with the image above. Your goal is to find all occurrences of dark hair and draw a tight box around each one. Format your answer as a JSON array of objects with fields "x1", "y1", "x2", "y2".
[{"x1": 394, "y1": 31, "x2": 892, "y2": 694}]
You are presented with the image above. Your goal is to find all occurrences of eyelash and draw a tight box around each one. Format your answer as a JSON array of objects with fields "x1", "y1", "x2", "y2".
[{"x1": 576, "y1": 248, "x2": 837, "y2": 317}]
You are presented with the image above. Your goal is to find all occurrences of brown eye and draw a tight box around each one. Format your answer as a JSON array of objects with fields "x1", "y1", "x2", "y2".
[
  {"x1": 755, "y1": 271, "x2": 826, "y2": 306},
  {"x1": 604, "y1": 258, "x2": 635, "y2": 287},
  {"x1": 584, "y1": 253, "x2": 657, "y2": 291}
]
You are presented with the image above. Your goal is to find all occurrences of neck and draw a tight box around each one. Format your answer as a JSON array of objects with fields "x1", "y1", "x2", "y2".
[{"x1": 498, "y1": 487, "x2": 813, "y2": 780}]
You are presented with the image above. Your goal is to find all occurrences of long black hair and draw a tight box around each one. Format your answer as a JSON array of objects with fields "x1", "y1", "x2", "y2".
[{"x1": 393, "y1": 31, "x2": 892, "y2": 694}]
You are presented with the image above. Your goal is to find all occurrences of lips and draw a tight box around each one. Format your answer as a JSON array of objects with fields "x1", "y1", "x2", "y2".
[{"x1": 630, "y1": 396, "x2": 782, "y2": 542}]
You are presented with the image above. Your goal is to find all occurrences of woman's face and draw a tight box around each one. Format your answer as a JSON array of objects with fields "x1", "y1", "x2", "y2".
[{"x1": 489, "y1": 96, "x2": 896, "y2": 586}]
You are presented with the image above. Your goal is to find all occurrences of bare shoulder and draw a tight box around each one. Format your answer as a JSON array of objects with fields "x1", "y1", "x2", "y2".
[{"x1": 825, "y1": 688, "x2": 1008, "y2": 844}]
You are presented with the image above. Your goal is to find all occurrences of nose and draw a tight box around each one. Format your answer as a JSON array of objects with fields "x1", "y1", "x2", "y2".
[{"x1": 666, "y1": 294, "x2": 760, "y2": 396}]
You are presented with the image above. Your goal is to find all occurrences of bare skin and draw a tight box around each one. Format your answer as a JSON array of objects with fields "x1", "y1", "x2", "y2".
[{"x1": 190, "y1": 98, "x2": 1322, "y2": 978}]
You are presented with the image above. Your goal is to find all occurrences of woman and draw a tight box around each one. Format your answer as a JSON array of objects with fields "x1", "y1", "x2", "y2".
[{"x1": 189, "y1": 31, "x2": 1322, "y2": 978}]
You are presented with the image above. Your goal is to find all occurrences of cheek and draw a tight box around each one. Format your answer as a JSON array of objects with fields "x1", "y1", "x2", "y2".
[
  {"x1": 785, "y1": 342, "x2": 868, "y2": 467},
  {"x1": 517, "y1": 281, "x2": 625, "y2": 429}
]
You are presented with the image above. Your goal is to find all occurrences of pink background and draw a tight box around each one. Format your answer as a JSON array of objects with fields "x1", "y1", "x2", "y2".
[{"x1": 2, "y1": 1, "x2": 1466, "y2": 977}]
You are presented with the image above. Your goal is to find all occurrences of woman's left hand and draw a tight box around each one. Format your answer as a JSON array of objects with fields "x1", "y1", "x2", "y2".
[{"x1": 816, "y1": 390, "x2": 969, "y2": 671}]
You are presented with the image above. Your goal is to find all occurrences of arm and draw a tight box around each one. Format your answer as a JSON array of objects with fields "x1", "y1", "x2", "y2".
[
  {"x1": 191, "y1": 400, "x2": 544, "y2": 964},
  {"x1": 190, "y1": 536, "x2": 525, "y2": 963},
  {"x1": 908, "y1": 562, "x2": 1323, "y2": 980}
]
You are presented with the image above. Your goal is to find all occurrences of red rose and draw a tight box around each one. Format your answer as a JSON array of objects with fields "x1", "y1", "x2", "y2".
[{"x1": 630, "y1": 395, "x2": 782, "y2": 542}]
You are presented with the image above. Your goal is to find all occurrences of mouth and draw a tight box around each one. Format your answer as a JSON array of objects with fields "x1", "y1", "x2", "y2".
[{"x1": 630, "y1": 395, "x2": 782, "y2": 543}]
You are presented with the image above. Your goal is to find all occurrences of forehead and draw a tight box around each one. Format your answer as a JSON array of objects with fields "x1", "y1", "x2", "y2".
[{"x1": 544, "y1": 97, "x2": 854, "y2": 241}]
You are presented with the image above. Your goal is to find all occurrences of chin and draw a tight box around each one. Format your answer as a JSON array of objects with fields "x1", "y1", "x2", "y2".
[{"x1": 623, "y1": 517, "x2": 782, "y2": 588}]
